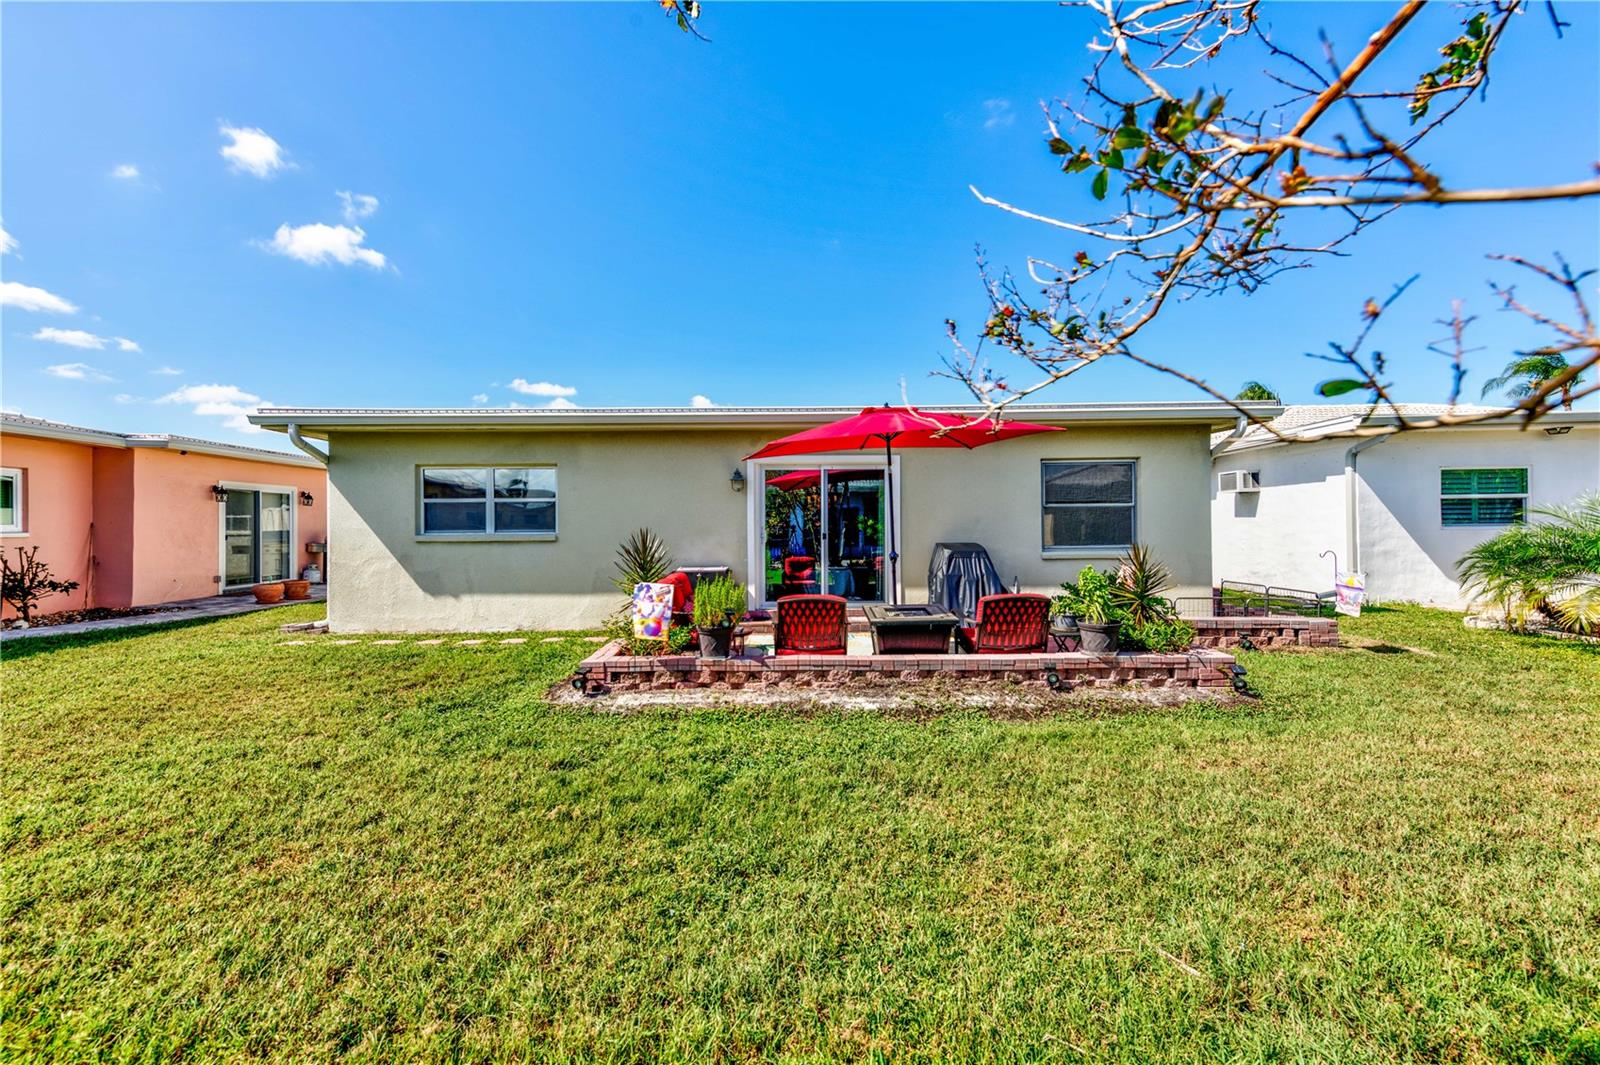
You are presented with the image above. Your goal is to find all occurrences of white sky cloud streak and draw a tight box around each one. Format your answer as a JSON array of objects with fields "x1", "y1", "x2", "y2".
[
  {"x1": 158, "y1": 382, "x2": 270, "y2": 433},
  {"x1": 337, "y1": 191, "x2": 379, "y2": 222},
  {"x1": 261, "y1": 222, "x2": 388, "y2": 269},
  {"x1": 507, "y1": 379, "x2": 577, "y2": 397},
  {"x1": 219, "y1": 124, "x2": 290, "y2": 178},
  {"x1": 1, "y1": 281, "x2": 78, "y2": 314},
  {"x1": 46, "y1": 362, "x2": 114, "y2": 382}
]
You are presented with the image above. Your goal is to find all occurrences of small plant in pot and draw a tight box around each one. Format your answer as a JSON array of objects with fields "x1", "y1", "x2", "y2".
[
  {"x1": 692, "y1": 575, "x2": 746, "y2": 659},
  {"x1": 1061, "y1": 566, "x2": 1119, "y2": 653}
]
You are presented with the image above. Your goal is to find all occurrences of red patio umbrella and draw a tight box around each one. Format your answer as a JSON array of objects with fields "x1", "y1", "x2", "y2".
[{"x1": 746, "y1": 406, "x2": 1063, "y2": 602}]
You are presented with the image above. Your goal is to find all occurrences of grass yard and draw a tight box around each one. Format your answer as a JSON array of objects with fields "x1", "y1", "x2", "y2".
[{"x1": 3, "y1": 606, "x2": 1598, "y2": 1063}]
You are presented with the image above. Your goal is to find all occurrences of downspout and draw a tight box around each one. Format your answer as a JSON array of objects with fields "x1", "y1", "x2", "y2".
[
  {"x1": 1210, "y1": 414, "x2": 1250, "y2": 458},
  {"x1": 1343, "y1": 435, "x2": 1390, "y2": 574},
  {"x1": 286, "y1": 423, "x2": 329, "y2": 465}
]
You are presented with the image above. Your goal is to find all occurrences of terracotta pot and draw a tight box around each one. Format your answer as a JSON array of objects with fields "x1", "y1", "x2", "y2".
[
  {"x1": 253, "y1": 582, "x2": 286, "y2": 604},
  {"x1": 282, "y1": 579, "x2": 311, "y2": 601}
]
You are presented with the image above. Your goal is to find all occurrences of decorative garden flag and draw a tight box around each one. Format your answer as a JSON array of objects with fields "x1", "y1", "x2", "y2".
[
  {"x1": 630, "y1": 582, "x2": 675, "y2": 640},
  {"x1": 1334, "y1": 571, "x2": 1366, "y2": 617}
]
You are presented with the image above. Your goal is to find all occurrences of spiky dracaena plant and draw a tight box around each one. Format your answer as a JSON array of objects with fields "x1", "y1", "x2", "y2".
[
  {"x1": 612, "y1": 528, "x2": 674, "y2": 598},
  {"x1": 1457, "y1": 494, "x2": 1600, "y2": 633},
  {"x1": 1109, "y1": 543, "x2": 1174, "y2": 627}
]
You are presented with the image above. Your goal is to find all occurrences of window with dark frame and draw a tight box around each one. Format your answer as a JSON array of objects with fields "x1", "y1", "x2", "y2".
[
  {"x1": 1440, "y1": 468, "x2": 1527, "y2": 526},
  {"x1": 420, "y1": 466, "x2": 556, "y2": 535},
  {"x1": 1041, "y1": 461, "x2": 1135, "y2": 549}
]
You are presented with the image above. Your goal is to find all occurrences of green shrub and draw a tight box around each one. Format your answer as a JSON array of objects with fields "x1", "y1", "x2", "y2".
[
  {"x1": 1056, "y1": 566, "x2": 1114, "y2": 624},
  {"x1": 1120, "y1": 615, "x2": 1196, "y2": 653},
  {"x1": 692, "y1": 575, "x2": 746, "y2": 630},
  {"x1": 1457, "y1": 493, "x2": 1600, "y2": 633},
  {"x1": 1109, "y1": 543, "x2": 1174, "y2": 626}
]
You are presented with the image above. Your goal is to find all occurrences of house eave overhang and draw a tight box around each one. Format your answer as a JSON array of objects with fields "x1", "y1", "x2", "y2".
[
  {"x1": 250, "y1": 402, "x2": 1286, "y2": 439},
  {"x1": 0, "y1": 414, "x2": 323, "y2": 468},
  {"x1": 1214, "y1": 407, "x2": 1600, "y2": 457}
]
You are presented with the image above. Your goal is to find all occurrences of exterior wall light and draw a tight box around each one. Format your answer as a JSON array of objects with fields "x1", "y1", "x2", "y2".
[
  {"x1": 730, "y1": 468, "x2": 745, "y2": 493},
  {"x1": 299, "y1": 490, "x2": 315, "y2": 506},
  {"x1": 210, "y1": 484, "x2": 229, "y2": 502},
  {"x1": 1544, "y1": 426, "x2": 1572, "y2": 436}
]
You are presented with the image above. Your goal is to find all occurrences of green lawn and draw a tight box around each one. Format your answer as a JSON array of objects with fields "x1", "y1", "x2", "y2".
[{"x1": 3, "y1": 607, "x2": 1598, "y2": 1063}]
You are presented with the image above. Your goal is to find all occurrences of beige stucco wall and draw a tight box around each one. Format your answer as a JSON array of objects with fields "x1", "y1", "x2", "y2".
[{"x1": 322, "y1": 422, "x2": 1216, "y2": 632}]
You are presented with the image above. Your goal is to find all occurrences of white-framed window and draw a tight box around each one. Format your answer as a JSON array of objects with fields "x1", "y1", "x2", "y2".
[
  {"x1": 419, "y1": 466, "x2": 557, "y2": 536},
  {"x1": 1041, "y1": 460, "x2": 1136, "y2": 550},
  {"x1": 0, "y1": 468, "x2": 23, "y2": 534},
  {"x1": 1440, "y1": 467, "x2": 1528, "y2": 526}
]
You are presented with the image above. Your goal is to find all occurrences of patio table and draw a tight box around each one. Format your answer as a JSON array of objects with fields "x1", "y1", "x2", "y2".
[{"x1": 863, "y1": 604, "x2": 959, "y2": 654}]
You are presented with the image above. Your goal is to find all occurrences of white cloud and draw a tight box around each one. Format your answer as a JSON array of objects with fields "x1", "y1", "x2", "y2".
[
  {"x1": 158, "y1": 382, "x2": 270, "y2": 433},
  {"x1": 337, "y1": 190, "x2": 379, "y2": 222},
  {"x1": 507, "y1": 379, "x2": 577, "y2": 398},
  {"x1": 219, "y1": 124, "x2": 290, "y2": 178},
  {"x1": 471, "y1": 393, "x2": 489, "y2": 404},
  {"x1": 690, "y1": 394, "x2": 716, "y2": 408},
  {"x1": 28, "y1": 327, "x2": 142, "y2": 353},
  {"x1": 46, "y1": 362, "x2": 115, "y2": 382},
  {"x1": 0, "y1": 220, "x2": 16, "y2": 256},
  {"x1": 261, "y1": 222, "x2": 387, "y2": 269},
  {"x1": 150, "y1": 365, "x2": 183, "y2": 376},
  {"x1": 982, "y1": 98, "x2": 1015, "y2": 129},
  {"x1": 32, "y1": 327, "x2": 107, "y2": 350},
  {"x1": 114, "y1": 393, "x2": 142, "y2": 404},
  {"x1": 544, "y1": 397, "x2": 579, "y2": 409},
  {"x1": 111, "y1": 163, "x2": 140, "y2": 180},
  {"x1": 1, "y1": 281, "x2": 78, "y2": 314}
]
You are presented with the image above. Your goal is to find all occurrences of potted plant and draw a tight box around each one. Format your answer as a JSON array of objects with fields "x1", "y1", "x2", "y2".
[
  {"x1": 282, "y1": 578, "x2": 312, "y2": 601},
  {"x1": 692, "y1": 574, "x2": 746, "y2": 659},
  {"x1": 1061, "y1": 565, "x2": 1119, "y2": 653}
]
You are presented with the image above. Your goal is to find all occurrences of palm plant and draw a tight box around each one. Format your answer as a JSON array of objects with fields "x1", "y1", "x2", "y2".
[
  {"x1": 612, "y1": 528, "x2": 674, "y2": 597},
  {"x1": 1479, "y1": 353, "x2": 1585, "y2": 410},
  {"x1": 1456, "y1": 494, "x2": 1600, "y2": 633},
  {"x1": 1234, "y1": 381, "x2": 1280, "y2": 402},
  {"x1": 1108, "y1": 543, "x2": 1173, "y2": 626}
]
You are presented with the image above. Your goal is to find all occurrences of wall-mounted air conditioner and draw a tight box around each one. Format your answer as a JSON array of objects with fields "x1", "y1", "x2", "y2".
[{"x1": 1218, "y1": 470, "x2": 1261, "y2": 493}]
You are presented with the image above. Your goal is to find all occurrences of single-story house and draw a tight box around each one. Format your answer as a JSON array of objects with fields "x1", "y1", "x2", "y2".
[
  {"x1": 1211, "y1": 404, "x2": 1600, "y2": 608},
  {"x1": 0, "y1": 413, "x2": 329, "y2": 618},
  {"x1": 249, "y1": 402, "x2": 1280, "y2": 633}
]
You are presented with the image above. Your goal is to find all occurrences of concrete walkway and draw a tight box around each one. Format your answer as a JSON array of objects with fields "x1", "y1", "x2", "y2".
[{"x1": 1, "y1": 587, "x2": 326, "y2": 642}]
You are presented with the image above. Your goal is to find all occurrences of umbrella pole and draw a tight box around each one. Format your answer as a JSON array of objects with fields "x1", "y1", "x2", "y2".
[{"x1": 883, "y1": 436, "x2": 898, "y2": 604}]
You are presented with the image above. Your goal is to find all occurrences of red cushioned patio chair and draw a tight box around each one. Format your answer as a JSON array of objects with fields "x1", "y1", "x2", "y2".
[
  {"x1": 661, "y1": 571, "x2": 696, "y2": 630},
  {"x1": 957, "y1": 593, "x2": 1051, "y2": 654},
  {"x1": 774, "y1": 593, "x2": 849, "y2": 656}
]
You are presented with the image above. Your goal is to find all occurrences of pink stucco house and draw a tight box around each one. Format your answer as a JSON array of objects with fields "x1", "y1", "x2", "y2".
[{"x1": 0, "y1": 413, "x2": 328, "y2": 619}]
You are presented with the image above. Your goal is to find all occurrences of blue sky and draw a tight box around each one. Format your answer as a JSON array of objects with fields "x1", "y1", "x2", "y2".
[{"x1": 3, "y1": 1, "x2": 1597, "y2": 449}]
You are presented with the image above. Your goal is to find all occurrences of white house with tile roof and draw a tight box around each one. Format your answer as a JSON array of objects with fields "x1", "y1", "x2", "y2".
[{"x1": 1210, "y1": 404, "x2": 1600, "y2": 608}]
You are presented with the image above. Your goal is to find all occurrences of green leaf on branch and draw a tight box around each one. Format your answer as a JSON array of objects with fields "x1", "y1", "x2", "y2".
[
  {"x1": 1112, "y1": 126, "x2": 1146, "y2": 149},
  {"x1": 1048, "y1": 137, "x2": 1072, "y2": 156},
  {"x1": 1091, "y1": 169, "x2": 1110, "y2": 201},
  {"x1": 1315, "y1": 378, "x2": 1368, "y2": 397}
]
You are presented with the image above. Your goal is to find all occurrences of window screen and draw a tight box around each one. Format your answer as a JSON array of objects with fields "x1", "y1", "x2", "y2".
[
  {"x1": 1042, "y1": 461, "x2": 1135, "y2": 548},
  {"x1": 421, "y1": 467, "x2": 556, "y2": 535}
]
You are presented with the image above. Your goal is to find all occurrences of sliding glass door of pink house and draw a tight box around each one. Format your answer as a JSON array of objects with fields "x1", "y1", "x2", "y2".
[{"x1": 223, "y1": 489, "x2": 293, "y2": 589}]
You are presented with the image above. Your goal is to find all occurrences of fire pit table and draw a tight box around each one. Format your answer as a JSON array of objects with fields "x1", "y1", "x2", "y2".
[{"x1": 863, "y1": 604, "x2": 960, "y2": 654}]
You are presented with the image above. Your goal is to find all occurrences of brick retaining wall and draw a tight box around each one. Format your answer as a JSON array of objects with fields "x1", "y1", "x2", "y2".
[
  {"x1": 575, "y1": 641, "x2": 1238, "y2": 694},
  {"x1": 1190, "y1": 615, "x2": 1339, "y2": 649}
]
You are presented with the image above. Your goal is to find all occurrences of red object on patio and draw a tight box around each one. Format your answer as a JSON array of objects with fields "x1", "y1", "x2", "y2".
[
  {"x1": 661, "y1": 571, "x2": 696, "y2": 622},
  {"x1": 957, "y1": 593, "x2": 1052, "y2": 654},
  {"x1": 746, "y1": 406, "x2": 1062, "y2": 602},
  {"x1": 773, "y1": 594, "x2": 849, "y2": 656}
]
